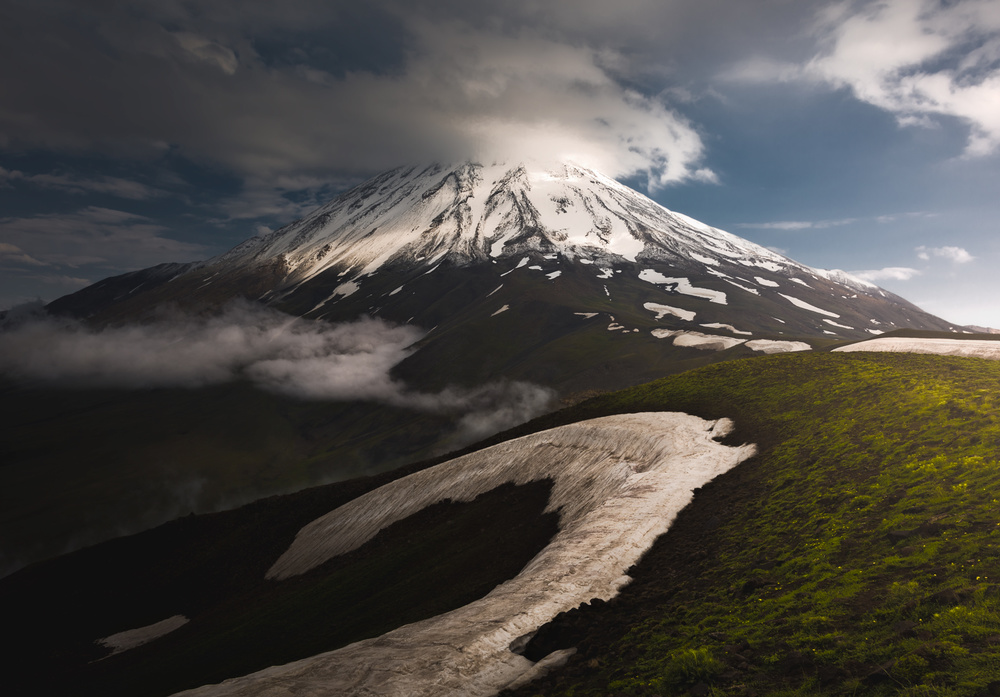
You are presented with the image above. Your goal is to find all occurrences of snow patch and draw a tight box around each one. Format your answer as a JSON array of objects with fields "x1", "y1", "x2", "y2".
[
  {"x1": 500, "y1": 257, "x2": 531, "y2": 277},
  {"x1": 487, "y1": 285, "x2": 503, "y2": 297},
  {"x1": 672, "y1": 332, "x2": 747, "y2": 351},
  {"x1": 574, "y1": 312, "x2": 598, "y2": 319},
  {"x1": 389, "y1": 285, "x2": 404, "y2": 296},
  {"x1": 690, "y1": 252, "x2": 718, "y2": 266},
  {"x1": 195, "y1": 415, "x2": 756, "y2": 697},
  {"x1": 824, "y1": 319, "x2": 854, "y2": 330},
  {"x1": 643, "y1": 302, "x2": 696, "y2": 322},
  {"x1": 307, "y1": 280, "x2": 360, "y2": 314},
  {"x1": 833, "y1": 337, "x2": 1000, "y2": 360},
  {"x1": 491, "y1": 305, "x2": 510, "y2": 317},
  {"x1": 744, "y1": 340, "x2": 811, "y2": 354},
  {"x1": 789, "y1": 278, "x2": 811, "y2": 288},
  {"x1": 98, "y1": 615, "x2": 189, "y2": 656},
  {"x1": 754, "y1": 276, "x2": 779, "y2": 288},
  {"x1": 596, "y1": 268, "x2": 614, "y2": 279},
  {"x1": 334, "y1": 280, "x2": 359, "y2": 297},
  {"x1": 700, "y1": 323, "x2": 752, "y2": 336},
  {"x1": 638, "y1": 270, "x2": 727, "y2": 305},
  {"x1": 546, "y1": 271, "x2": 562, "y2": 280},
  {"x1": 778, "y1": 293, "x2": 841, "y2": 318},
  {"x1": 722, "y1": 279, "x2": 759, "y2": 296},
  {"x1": 754, "y1": 261, "x2": 783, "y2": 272}
]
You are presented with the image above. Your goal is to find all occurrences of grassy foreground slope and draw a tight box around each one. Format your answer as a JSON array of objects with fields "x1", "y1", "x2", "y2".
[{"x1": 506, "y1": 352, "x2": 1000, "y2": 697}]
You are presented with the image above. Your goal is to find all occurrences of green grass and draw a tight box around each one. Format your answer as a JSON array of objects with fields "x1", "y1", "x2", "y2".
[{"x1": 505, "y1": 351, "x2": 1000, "y2": 696}]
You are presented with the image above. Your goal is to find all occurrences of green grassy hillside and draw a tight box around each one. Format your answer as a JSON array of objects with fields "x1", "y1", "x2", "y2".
[{"x1": 504, "y1": 351, "x2": 1000, "y2": 696}]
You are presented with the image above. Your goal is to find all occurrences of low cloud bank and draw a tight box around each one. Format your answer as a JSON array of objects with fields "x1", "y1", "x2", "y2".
[{"x1": 0, "y1": 302, "x2": 555, "y2": 441}]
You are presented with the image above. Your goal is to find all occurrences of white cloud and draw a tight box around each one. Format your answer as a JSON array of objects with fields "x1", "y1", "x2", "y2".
[
  {"x1": 851, "y1": 266, "x2": 922, "y2": 282},
  {"x1": 172, "y1": 32, "x2": 239, "y2": 75},
  {"x1": 916, "y1": 245, "x2": 975, "y2": 263},
  {"x1": 805, "y1": 0, "x2": 1000, "y2": 156},
  {"x1": 737, "y1": 218, "x2": 857, "y2": 230},
  {"x1": 0, "y1": 304, "x2": 554, "y2": 446}
]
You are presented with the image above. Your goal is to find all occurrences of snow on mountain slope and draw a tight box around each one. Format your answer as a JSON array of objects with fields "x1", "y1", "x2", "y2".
[
  {"x1": 175, "y1": 412, "x2": 755, "y2": 697},
  {"x1": 47, "y1": 160, "x2": 956, "y2": 362},
  {"x1": 833, "y1": 336, "x2": 1000, "y2": 359},
  {"x1": 217, "y1": 161, "x2": 798, "y2": 287}
]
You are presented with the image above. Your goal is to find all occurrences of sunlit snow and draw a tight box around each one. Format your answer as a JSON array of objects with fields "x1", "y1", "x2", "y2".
[
  {"x1": 722, "y1": 279, "x2": 759, "y2": 295},
  {"x1": 778, "y1": 293, "x2": 840, "y2": 318},
  {"x1": 197, "y1": 415, "x2": 754, "y2": 697},
  {"x1": 673, "y1": 332, "x2": 747, "y2": 350},
  {"x1": 700, "y1": 323, "x2": 751, "y2": 335},
  {"x1": 643, "y1": 302, "x2": 696, "y2": 321},
  {"x1": 744, "y1": 339, "x2": 811, "y2": 354},
  {"x1": 650, "y1": 329, "x2": 746, "y2": 351},
  {"x1": 833, "y1": 337, "x2": 1000, "y2": 360},
  {"x1": 690, "y1": 252, "x2": 718, "y2": 266},
  {"x1": 638, "y1": 270, "x2": 727, "y2": 305}
]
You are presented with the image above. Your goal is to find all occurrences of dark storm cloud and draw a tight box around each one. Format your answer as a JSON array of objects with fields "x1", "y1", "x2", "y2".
[
  {"x1": 0, "y1": 206, "x2": 206, "y2": 270},
  {"x1": 0, "y1": 165, "x2": 166, "y2": 200},
  {"x1": 0, "y1": 303, "x2": 555, "y2": 441},
  {"x1": 5, "y1": 1, "x2": 995, "y2": 195},
  {"x1": 0, "y1": 0, "x2": 752, "y2": 187}
]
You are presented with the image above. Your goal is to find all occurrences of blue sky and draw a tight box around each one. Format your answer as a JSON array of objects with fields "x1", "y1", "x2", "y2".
[{"x1": 1, "y1": 0, "x2": 999, "y2": 326}]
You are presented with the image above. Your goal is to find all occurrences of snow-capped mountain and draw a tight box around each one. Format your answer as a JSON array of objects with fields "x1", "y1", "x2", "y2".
[
  {"x1": 49, "y1": 161, "x2": 954, "y2": 392},
  {"x1": 219, "y1": 162, "x2": 788, "y2": 284}
]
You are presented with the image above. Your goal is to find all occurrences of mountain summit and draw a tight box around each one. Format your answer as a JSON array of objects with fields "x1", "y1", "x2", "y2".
[
  {"x1": 49, "y1": 161, "x2": 953, "y2": 391},
  {"x1": 218, "y1": 162, "x2": 788, "y2": 283}
]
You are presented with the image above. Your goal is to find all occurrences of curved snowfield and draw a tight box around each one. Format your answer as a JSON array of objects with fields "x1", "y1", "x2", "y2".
[
  {"x1": 175, "y1": 413, "x2": 756, "y2": 697},
  {"x1": 833, "y1": 337, "x2": 1000, "y2": 360}
]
